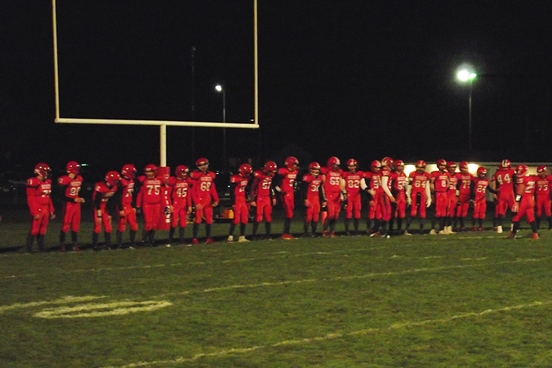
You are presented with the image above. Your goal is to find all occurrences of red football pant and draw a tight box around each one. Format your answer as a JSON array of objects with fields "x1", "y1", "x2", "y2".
[
  {"x1": 194, "y1": 201, "x2": 214, "y2": 224},
  {"x1": 281, "y1": 192, "x2": 295, "y2": 219},
  {"x1": 142, "y1": 202, "x2": 161, "y2": 230},
  {"x1": 118, "y1": 204, "x2": 138, "y2": 232},
  {"x1": 254, "y1": 196, "x2": 273, "y2": 223},
  {"x1": 512, "y1": 197, "x2": 535, "y2": 223},
  {"x1": 61, "y1": 201, "x2": 81, "y2": 233},
  {"x1": 346, "y1": 194, "x2": 362, "y2": 220},
  {"x1": 473, "y1": 198, "x2": 487, "y2": 219},
  {"x1": 536, "y1": 196, "x2": 551, "y2": 217},
  {"x1": 434, "y1": 192, "x2": 448, "y2": 217},
  {"x1": 410, "y1": 191, "x2": 427, "y2": 219},
  {"x1": 171, "y1": 203, "x2": 189, "y2": 228},
  {"x1": 93, "y1": 203, "x2": 113, "y2": 234},
  {"x1": 30, "y1": 204, "x2": 50, "y2": 236},
  {"x1": 305, "y1": 198, "x2": 321, "y2": 223},
  {"x1": 326, "y1": 192, "x2": 341, "y2": 220},
  {"x1": 233, "y1": 201, "x2": 249, "y2": 225}
]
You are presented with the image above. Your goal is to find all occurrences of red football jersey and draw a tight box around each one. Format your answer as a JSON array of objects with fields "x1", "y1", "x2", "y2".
[
  {"x1": 58, "y1": 174, "x2": 83, "y2": 201},
  {"x1": 276, "y1": 167, "x2": 298, "y2": 194},
  {"x1": 342, "y1": 170, "x2": 364, "y2": 197},
  {"x1": 251, "y1": 170, "x2": 274, "y2": 199},
  {"x1": 408, "y1": 171, "x2": 430, "y2": 193}
]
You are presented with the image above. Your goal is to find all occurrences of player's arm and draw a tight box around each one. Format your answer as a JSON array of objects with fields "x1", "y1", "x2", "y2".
[
  {"x1": 425, "y1": 178, "x2": 432, "y2": 207},
  {"x1": 381, "y1": 175, "x2": 395, "y2": 202}
]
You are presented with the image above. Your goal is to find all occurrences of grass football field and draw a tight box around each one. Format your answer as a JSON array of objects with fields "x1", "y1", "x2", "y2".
[{"x1": 1, "y1": 210, "x2": 551, "y2": 367}]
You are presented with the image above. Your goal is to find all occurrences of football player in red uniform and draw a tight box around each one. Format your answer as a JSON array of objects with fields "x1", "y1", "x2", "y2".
[
  {"x1": 390, "y1": 159, "x2": 408, "y2": 235},
  {"x1": 471, "y1": 167, "x2": 496, "y2": 230},
  {"x1": 276, "y1": 156, "x2": 300, "y2": 239},
  {"x1": 137, "y1": 164, "x2": 170, "y2": 246},
  {"x1": 321, "y1": 156, "x2": 345, "y2": 237},
  {"x1": 342, "y1": 158, "x2": 364, "y2": 235},
  {"x1": 506, "y1": 164, "x2": 539, "y2": 240},
  {"x1": 301, "y1": 162, "x2": 326, "y2": 237},
  {"x1": 490, "y1": 159, "x2": 516, "y2": 233},
  {"x1": 57, "y1": 161, "x2": 85, "y2": 252},
  {"x1": 168, "y1": 165, "x2": 193, "y2": 245},
  {"x1": 453, "y1": 161, "x2": 473, "y2": 231},
  {"x1": 445, "y1": 161, "x2": 459, "y2": 234},
  {"x1": 92, "y1": 171, "x2": 120, "y2": 250},
  {"x1": 190, "y1": 158, "x2": 219, "y2": 244},
  {"x1": 379, "y1": 156, "x2": 396, "y2": 237},
  {"x1": 405, "y1": 160, "x2": 431, "y2": 234},
  {"x1": 535, "y1": 165, "x2": 552, "y2": 230},
  {"x1": 250, "y1": 161, "x2": 277, "y2": 240},
  {"x1": 114, "y1": 164, "x2": 138, "y2": 249},
  {"x1": 429, "y1": 159, "x2": 451, "y2": 235},
  {"x1": 25, "y1": 163, "x2": 55, "y2": 253},
  {"x1": 227, "y1": 163, "x2": 253, "y2": 242},
  {"x1": 361, "y1": 160, "x2": 383, "y2": 236}
]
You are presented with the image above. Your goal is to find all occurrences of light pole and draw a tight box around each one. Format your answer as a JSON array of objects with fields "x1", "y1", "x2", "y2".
[
  {"x1": 215, "y1": 84, "x2": 227, "y2": 168},
  {"x1": 456, "y1": 68, "x2": 477, "y2": 154}
]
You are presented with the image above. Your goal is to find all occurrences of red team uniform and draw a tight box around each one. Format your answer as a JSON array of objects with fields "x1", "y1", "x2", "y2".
[
  {"x1": 342, "y1": 158, "x2": 364, "y2": 235},
  {"x1": 430, "y1": 159, "x2": 451, "y2": 234},
  {"x1": 25, "y1": 163, "x2": 55, "y2": 252},
  {"x1": 115, "y1": 164, "x2": 138, "y2": 249},
  {"x1": 250, "y1": 161, "x2": 277, "y2": 240},
  {"x1": 445, "y1": 162, "x2": 459, "y2": 233},
  {"x1": 363, "y1": 160, "x2": 384, "y2": 235},
  {"x1": 491, "y1": 159, "x2": 516, "y2": 233},
  {"x1": 137, "y1": 164, "x2": 170, "y2": 246},
  {"x1": 321, "y1": 156, "x2": 345, "y2": 237},
  {"x1": 454, "y1": 161, "x2": 474, "y2": 231},
  {"x1": 406, "y1": 160, "x2": 432, "y2": 234},
  {"x1": 379, "y1": 156, "x2": 395, "y2": 236},
  {"x1": 302, "y1": 162, "x2": 326, "y2": 237},
  {"x1": 472, "y1": 167, "x2": 493, "y2": 230},
  {"x1": 227, "y1": 163, "x2": 253, "y2": 242},
  {"x1": 190, "y1": 158, "x2": 219, "y2": 244},
  {"x1": 168, "y1": 165, "x2": 193, "y2": 244},
  {"x1": 276, "y1": 156, "x2": 300, "y2": 239},
  {"x1": 57, "y1": 161, "x2": 84, "y2": 251},
  {"x1": 92, "y1": 171, "x2": 121, "y2": 250},
  {"x1": 535, "y1": 165, "x2": 552, "y2": 230},
  {"x1": 507, "y1": 164, "x2": 539, "y2": 239},
  {"x1": 391, "y1": 160, "x2": 408, "y2": 234}
]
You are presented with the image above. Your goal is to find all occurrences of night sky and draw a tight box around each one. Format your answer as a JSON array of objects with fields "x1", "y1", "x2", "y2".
[{"x1": 2, "y1": 1, "x2": 552, "y2": 177}]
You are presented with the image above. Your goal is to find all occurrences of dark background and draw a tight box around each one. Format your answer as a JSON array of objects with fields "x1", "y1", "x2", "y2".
[{"x1": 2, "y1": 0, "x2": 552, "y2": 180}]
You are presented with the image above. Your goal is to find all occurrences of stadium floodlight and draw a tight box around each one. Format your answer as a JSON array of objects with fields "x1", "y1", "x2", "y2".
[
  {"x1": 51, "y1": 0, "x2": 259, "y2": 166},
  {"x1": 456, "y1": 66, "x2": 477, "y2": 154},
  {"x1": 215, "y1": 84, "x2": 227, "y2": 168}
]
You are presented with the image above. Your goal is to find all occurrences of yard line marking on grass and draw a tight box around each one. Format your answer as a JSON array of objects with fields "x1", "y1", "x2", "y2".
[
  {"x1": 34, "y1": 300, "x2": 172, "y2": 319},
  {"x1": 153, "y1": 257, "x2": 552, "y2": 299},
  {"x1": 102, "y1": 300, "x2": 552, "y2": 368},
  {"x1": 0, "y1": 295, "x2": 105, "y2": 314}
]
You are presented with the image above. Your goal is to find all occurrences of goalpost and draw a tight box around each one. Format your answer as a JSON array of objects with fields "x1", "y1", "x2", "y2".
[{"x1": 51, "y1": 0, "x2": 259, "y2": 166}]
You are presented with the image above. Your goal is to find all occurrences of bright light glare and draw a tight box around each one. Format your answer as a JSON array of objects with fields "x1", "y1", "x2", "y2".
[
  {"x1": 457, "y1": 69, "x2": 477, "y2": 82},
  {"x1": 215, "y1": 84, "x2": 223, "y2": 92}
]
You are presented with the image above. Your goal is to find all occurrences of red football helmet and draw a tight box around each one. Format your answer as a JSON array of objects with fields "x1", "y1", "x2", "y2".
[
  {"x1": 436, "y1": 159, "x2": 447, "y2": 167},
  {"x1": 144, "y1": 164, "x2": 157, "y2": 175},
  {"x1": 121, "y1": 164, "x2": 136, "y2": 179},
  {"x1": 263, "y1": 160, "x2": 278, "y2": 176},
  {"x1": 459, "y1": 161, "x2": 469, "y2": 171},
  {"x1": 381, "y1": 157, "x2": 394, "y2": 169},
  {"x1": 515, "y1": 164, "x2": 528, "y2": 176},
  {"x1": 447, "y1": 161, "x2": 457, "y2": 172},
  {"x1": 34, "y1": 163, "x2": 52, "y2": 178},
  {"x1": 66, "y1": 161, "x2": 80, "y2": 174},
  {"x1": 238, "y1": 163, "x2": 253, "y2": 177},
  {"x1": 394, "y1": 159, "x2": 405, "y2": 171},
  {"x1": 371, "y1": 160, "x2": 382, "y2": 172},
  {"x1": 501, "y1": 159, "x2": 511, "y2": 169},
  {"x1": 284, "y1": 156, "x2": 299, "y2": 170},
  {"x1": 175, "y1": 165, "x2": 189, "y2": 179},
  {"x1": 346, "y1": 158, "x2": 358, "y2": 167},
  {"x1": 105, "y1": 171, "x2": 121, "y2": 187},
  {"x1": 195, "y1": 157, "x2": 209, "y2": 167},
  {"x1": 537, "y1": 165, "x2": 547, "y2": 175},
  {"x1": 309, "y1": 161, "x2": 321, "y2": 175},
  {"x1": 477, "y1": 167, "x2": 487, "y2": 177},
  {"x1": 415, "y1": 160, "x2": 426, "y2": 168},
  {"x1": 327, "y1": 156, "x2": 340, "y2": 169}
]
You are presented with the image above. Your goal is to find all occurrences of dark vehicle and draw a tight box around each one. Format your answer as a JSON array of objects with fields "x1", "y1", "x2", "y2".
[{"x1": 214, "y1": 170, "x2": 235, "y2": 222}]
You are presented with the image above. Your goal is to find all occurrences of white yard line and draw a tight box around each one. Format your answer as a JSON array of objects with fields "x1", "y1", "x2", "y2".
[{"x1": 101, "y1": 300, "x2": 552, "y2": 368}]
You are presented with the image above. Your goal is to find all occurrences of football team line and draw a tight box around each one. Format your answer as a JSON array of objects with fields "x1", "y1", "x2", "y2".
[{"x1": 23, "y1": 156, "x2": 551, "y2": 252}]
